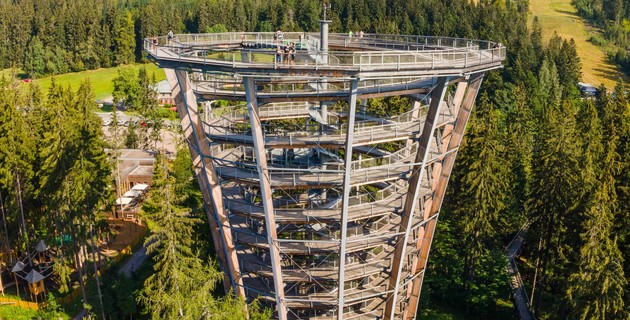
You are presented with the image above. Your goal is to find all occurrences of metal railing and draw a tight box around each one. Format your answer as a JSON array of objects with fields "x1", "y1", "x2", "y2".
[{"x1": 144, "y1": 32, "x2": 506, "y2": 72}]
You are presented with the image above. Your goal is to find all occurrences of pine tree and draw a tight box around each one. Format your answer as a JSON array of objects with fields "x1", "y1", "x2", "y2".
[
  {"x1": 504, "y1": 84, "x2": 534, "y2": 227},
  {"x1": 24, "y1": 36, "x2": 46, "y2": 78},
  {"x1": 528, "y1": 93, "x2": 584, "y2": 315},
  {"x1": 137, "y1": 68, "x2": 162, "y2": 150},
  {"x1": 114, "y1": 10, "x2": 136, "y2": 65},
  {"x1": 125, "y1": 122, "x2": 140, "y2": 149},
  {"x1": 566, "y1": 137, "x2": 627, "y2": 320},
  {"x1": 450, "y1": 92, "x2": 509, "y2": 311},
  {"x1": 601, "y1": 83, "x2": 630, "y2": 292},
  {"x1": 138, "y1": 153, "x2": 223, "y2": 319},
  {"x1": 0, "y1": 76, "x2": 35, "y2": 254}
]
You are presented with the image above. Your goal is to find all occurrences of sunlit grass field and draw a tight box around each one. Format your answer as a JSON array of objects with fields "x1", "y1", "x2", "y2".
[
  {"x1": 529, "y1": 0, "x2": 630, "y2": 88},
  {"x1": 1, "y1": 63, "x2": 166, "y2": 100}
]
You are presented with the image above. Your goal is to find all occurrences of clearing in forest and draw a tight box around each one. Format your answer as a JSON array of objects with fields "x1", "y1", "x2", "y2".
[
  {"x1": 1, "y1": 63, "x2": 166, "y2": 100},
  {"x1": 529, "y1": 0, "x2": 630, "y2": 88}
]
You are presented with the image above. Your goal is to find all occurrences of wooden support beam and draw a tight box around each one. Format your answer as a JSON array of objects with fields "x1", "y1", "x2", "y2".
[
  {"x1": 403, "y1": 74, "x2": 484, "y2": 319},
  {"x1": 167, "y1": 69, "x2": 244, "y2": 297},
  {"x1": 385, "y1": 77, "x2": 449, "y2": 320}
]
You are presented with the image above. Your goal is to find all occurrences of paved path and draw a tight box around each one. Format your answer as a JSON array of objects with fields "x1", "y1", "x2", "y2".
[
  {"x1": 73, "y1": 239, "x2": 150, "y2": 320},
  {"x1": 506, "y1": 226, "x2": 535, "y2": 320},
  {"x1": 118, "y1": 245, "x2": 149, "y2": 277},
  {"x1": 72, "y1": 308, "x2": 88, "y2": 320}
]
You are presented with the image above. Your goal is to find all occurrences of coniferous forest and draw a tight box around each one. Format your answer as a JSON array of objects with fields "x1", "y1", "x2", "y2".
[{"x1": 0, "y1": 0, "x2": 629, "y2": 319}]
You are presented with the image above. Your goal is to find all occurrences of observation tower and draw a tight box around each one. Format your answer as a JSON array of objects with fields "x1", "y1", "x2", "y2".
[{"x1": 145, "y1": 21, "x2": 505, "y2": 320}]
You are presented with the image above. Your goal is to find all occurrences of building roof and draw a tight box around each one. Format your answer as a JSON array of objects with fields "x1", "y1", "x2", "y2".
[
  {"x1": 155, "y1": 80, "x2": 173, "y2": 94},
  {"x1": 12, "y1": 261, "x2": 25, "y2": 272},
  {"x1": 132, "y1": 183, "x2": 150, "y2": 191},
  {"x1": 578, "y1": 82, "x2": 597, "y2": 91},
  {"x1": 25, "y1": 270, "x2": 45, "y2": 283},
  {"x1": 35, "y1": 240, "x2": 48, "y2": 252},
  {"x1": 128, "y1": 165, "x2": 154, "y2": 177},
  {"x1": 116, "y1": 197, "x2": 134, "y2": 205},
  {"x1": 117, "y1": 149, "x2": 156, "y2": 162},
  {"x1": 123, "y1": 190, "x2": 142, "y2": 198}
]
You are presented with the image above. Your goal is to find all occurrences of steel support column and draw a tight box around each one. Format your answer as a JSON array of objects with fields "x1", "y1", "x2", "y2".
[
  {"x1": 168, "y1": 69, "x2": 244, "y2": 296},
  {"x1": 385, "y1": 77, "x2": 449, "y2": 319},
  {"x1": 405, "y1": 73, "x2": 484, "y2": 319},
  {"x1": 336, "y1": 78, "x2": 359, "y2": 320},
  {"x1": 243, "y1": 76, "x2": 288, "y2": 320}
]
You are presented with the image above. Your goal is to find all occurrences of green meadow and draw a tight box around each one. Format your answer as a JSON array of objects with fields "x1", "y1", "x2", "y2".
[{"x1": 1, "y1": 63, "x2": 166, "y2": 100}]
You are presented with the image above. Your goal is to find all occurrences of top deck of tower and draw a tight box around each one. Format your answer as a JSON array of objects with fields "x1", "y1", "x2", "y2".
[{"x1": 144, "y1": 32, "x2": 505, "y2": 79}]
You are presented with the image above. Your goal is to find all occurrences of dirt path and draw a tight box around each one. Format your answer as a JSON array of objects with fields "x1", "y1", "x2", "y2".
[{"x1": 529, "y1": 0, "x2": 630, "y2": 88}]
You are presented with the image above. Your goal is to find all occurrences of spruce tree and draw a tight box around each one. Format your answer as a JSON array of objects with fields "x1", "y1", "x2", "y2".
[
  {"x1": 528, "y1": 63, "x2": 583, "y2": 315},
  {"x1": 599, "y1": 83, "x2": 630, "y2": 280},
  {"x1": 114, "y1": 10, "x2": 136, "y2": 65},
  {"x1": 566, "y1": 137, "x2": 627, "y2": 320},
  {"x1": 504, "y1": 84, "x2": 534, "y2": 227},
  {"x1": 0, "y1": 76, "x2": 35, "y2": 253},
  {"x1": 138, "y1": 153, "x2": 223, "y2": 319},
  {"x1": 450, "y1": 92, "x2": 509, "y2": 311}
]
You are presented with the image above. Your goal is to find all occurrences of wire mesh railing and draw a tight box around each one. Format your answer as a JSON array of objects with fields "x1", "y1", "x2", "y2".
[{"x1": 144, "y1": 32, "x2": 506, "y2": 72}]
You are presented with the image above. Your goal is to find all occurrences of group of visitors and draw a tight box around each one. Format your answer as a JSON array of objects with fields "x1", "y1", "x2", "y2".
[
  {"x1": 348, "y1": 30, "x2": 365, "y2": 40},
  {"x1": 150, "y1": 30, "x2": 174, "y2": 51},
  {"x1": 276, "y1": 42, "x2": 297, "y2": 64}
]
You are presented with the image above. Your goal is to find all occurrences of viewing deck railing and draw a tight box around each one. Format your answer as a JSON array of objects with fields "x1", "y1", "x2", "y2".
[{"x1": 144, "y1": 32, "x2": 506, "y2": 72}]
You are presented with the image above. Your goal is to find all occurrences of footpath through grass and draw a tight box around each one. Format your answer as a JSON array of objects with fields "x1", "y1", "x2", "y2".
[
  {"x1": 529, "y1": 0, "x2": 630, "y2": 88},
  {"x1": 1, "y1": 63, "x2": 166, "y2": 101}
]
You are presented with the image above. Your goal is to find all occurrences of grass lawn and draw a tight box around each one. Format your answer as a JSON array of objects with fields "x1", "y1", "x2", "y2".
[
  {"x1": 0, "y1": 305, "x2": 39, "y2": 320},
  {"x1": 529, "y1": 0, "x2": 630, "y2": 88},
  {"x1": 1, "y1": 63, "x2": 166, "y2": 101}
]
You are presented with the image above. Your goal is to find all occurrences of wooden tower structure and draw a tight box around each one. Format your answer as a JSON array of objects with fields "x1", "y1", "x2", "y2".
[{"x1": 145, "y1": 25, "x2": 505, "y2": 319}]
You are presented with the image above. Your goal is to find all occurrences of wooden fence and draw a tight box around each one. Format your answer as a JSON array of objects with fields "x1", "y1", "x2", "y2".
[{"x1": 0, "y1": 296, "x2": 41, "y2": 310}]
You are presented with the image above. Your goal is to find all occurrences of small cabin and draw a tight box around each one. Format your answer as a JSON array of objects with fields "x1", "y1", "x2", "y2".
[{"x1": 578, "y1": 82, "x2": 597, "y2": 97}]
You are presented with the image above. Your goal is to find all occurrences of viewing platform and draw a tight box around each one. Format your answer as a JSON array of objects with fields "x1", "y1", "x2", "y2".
[{"x1": 145, "y1": 32, "x2": 505, "y2": 79}]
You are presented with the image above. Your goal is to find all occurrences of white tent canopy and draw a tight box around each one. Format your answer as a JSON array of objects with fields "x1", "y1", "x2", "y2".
[
  {"x1": 131, "y1": 183, "x2": 149, "y2": 191},
  {"x1": 123, "y1": 190, "x2": 142, "y2": 198},
  {"x1": 116, "y1": 197, "x2": 134, "y2": 205}
]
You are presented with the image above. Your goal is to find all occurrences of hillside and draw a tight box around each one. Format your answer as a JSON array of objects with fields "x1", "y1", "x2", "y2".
[{"x1": 529, "y1": 0, "x2": 630, "y2": 88}]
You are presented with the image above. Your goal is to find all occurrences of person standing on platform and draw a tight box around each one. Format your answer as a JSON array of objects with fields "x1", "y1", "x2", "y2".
[
  {"x1": 290, "y1": 43, "x2": 296, "y2": 65},
  {"x1": 284, "y1": 45, "x2": 290, "y2": 64},
  {"x1": 167, "y1": 30, "x2": 174, "y2": 45},
  {"x1": 276, "y1": 45, "x2": 283, "y2": 63}
]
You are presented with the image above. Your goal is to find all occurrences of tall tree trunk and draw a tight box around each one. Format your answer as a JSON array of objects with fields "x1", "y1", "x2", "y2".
[
  {"x1": 74, "y1": 247, "x2": 89, "y2": 306},
  {"x1": 530, "y1": 235, "x2": 543, "y2": 306},
  {"x1": 16, "y1": 176, "x2": 32, "y2": 267},
  {"x1": 0, "y1": 193, "x2": 12, "y2": 263},
  {"x1": 89, "y1": 224, "x2": 106, "y2": 320}
]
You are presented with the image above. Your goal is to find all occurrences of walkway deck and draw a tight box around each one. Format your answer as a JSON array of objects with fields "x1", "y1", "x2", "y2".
[{"x1": 506, "y1": 226, "x2": 536, "y2": 320}]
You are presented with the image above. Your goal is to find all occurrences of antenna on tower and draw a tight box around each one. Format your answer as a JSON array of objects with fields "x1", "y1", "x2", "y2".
[{"x1": 323, "y1": 2, "x2": 331, "y2": 21}]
